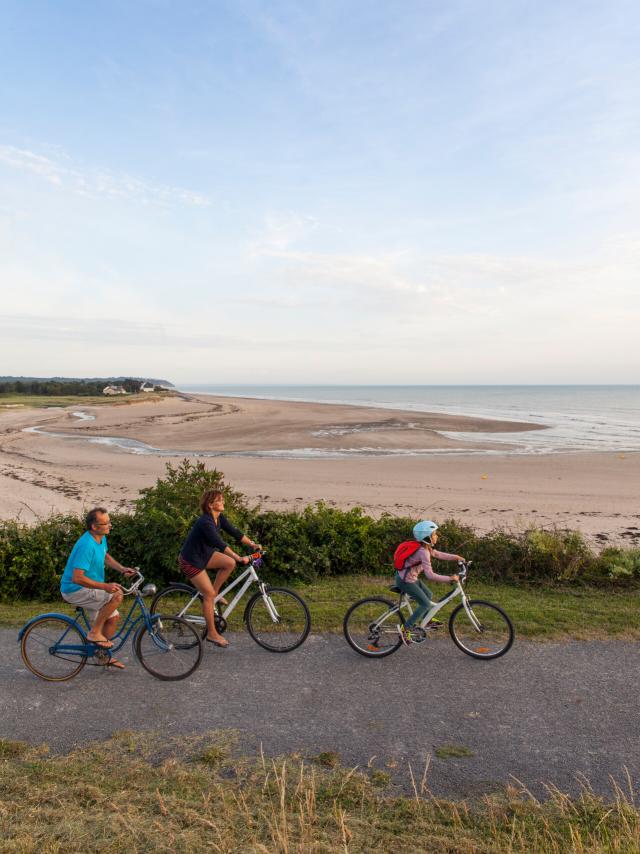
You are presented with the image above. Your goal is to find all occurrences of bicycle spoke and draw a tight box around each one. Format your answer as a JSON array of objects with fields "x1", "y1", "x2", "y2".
[
  {"x1": 449, "y1": 600, "x2": 514, "y2": 659},
  {"x1": 21, "y1": 617, "x2": 88, "y2": 681},
  {"x1": 135, "y1": 617, "x2": 203, "y2": 680},
  {"x1": 150, "y1": 587, "x2": 205, "y2": 648},
  {"x1": 245, "y1": 588, "x2": 310, "y2": 652},
  {"x1": 151, "y1": 587, "x2": 202, "y2": 622},
  {"x1": 343, "y1": 598, "x2": 403, "y2": 658}
]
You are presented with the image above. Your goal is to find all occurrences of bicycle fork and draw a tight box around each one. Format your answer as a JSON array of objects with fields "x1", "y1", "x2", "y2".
[
  {"x1": 258, "y1": 583, "x2": 280, "y2": 623},
  {"x1": 461, "y1": 595, "x2": 483, "y2": 631}
]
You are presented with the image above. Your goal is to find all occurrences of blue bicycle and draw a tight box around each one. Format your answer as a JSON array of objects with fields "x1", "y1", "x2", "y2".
[{"x1": 18, "y1": 571, "x2": 203, "y2": 681}]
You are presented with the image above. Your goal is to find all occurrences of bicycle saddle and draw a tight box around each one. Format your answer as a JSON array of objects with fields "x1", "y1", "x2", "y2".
[{"x1": 388, "y1": 584, "x2": 402, "y2": 593}]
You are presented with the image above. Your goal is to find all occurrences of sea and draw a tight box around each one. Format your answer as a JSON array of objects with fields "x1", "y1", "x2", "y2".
[
  {"x1": 178, "y1": 384, "x2": 640, "y2": 457},
  {"x1": 24, "y1": 385, "x2": 640, "y2": 459}
]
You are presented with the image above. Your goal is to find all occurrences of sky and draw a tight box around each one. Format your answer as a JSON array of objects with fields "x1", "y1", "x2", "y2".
[{"x1": 1, "y1": 0, "x2": 639, "y2": 384}]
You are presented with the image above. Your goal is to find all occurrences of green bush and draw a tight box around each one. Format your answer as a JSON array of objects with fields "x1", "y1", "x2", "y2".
[
  {"x1": 251, "y1": 504, "x2": 412, "y2": 582},
  {"x1": 1, "y1": 460, "x2": 639, "y2": 601},
  {"x1": 0, "y1": 515, "x2": 83, "y2": 600},
  {"x1": 595, "y1": 547, "x2": 640, "y2": 581}
]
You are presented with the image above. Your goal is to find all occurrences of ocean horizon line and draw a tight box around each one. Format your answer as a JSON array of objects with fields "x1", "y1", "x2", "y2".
[{"x1": 179, "y1": 382, "x2": 639, "y2": 388}]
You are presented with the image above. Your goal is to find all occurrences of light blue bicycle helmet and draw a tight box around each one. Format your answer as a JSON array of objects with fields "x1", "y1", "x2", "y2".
[{"x1": 413, "y1": 520, "x2": 438, "y2": 543}]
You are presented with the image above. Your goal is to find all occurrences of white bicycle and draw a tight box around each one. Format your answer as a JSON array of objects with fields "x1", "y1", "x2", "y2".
[
  {"x1": 343, "y1": 562, "x2": 514, "y2": 659},
  {"x1": 151, "y1": 552, "x2": 311, "y2": 653}
]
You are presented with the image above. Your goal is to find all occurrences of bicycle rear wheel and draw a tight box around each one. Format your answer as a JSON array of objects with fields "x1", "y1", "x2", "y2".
[
  {"x1": 151, "y1": 585, "x2": 226, "y2": 644},
  {"x1": 245, "y1": 588, "x2": 311, "y2": 652},
  {"x1": 448, "y1": 600, "x2": 514, "y2": 659},
  {"x1": 343, "y1": 597, "x2": 403, "y2": 658},
  {"x1": 135, "y1": 616, "x2": 203, "y2": 680},
  {"x1": 21, "y1": 617, "x2": 88, "y2": 681}
]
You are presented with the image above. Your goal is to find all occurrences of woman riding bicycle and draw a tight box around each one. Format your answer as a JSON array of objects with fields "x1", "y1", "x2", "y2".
[
  {"x1": 395, "y1": 520, "x2": 463, "y2": 645},
  {"x1": 179, "y1": 489, "x2": 260, "y2": 648}
]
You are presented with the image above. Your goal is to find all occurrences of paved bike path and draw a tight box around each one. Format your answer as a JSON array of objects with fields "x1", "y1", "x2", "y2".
[{"x1": 1, "y1": 628, "x2": 638, "y2": 799}]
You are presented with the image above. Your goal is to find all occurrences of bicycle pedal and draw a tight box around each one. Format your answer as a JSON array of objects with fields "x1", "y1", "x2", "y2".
[{"x1": 409, "y1": 627, "x2": 427, "y2": 644}]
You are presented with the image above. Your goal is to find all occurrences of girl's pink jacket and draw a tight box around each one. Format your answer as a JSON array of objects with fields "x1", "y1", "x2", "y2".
[{"x1": 397, "y1": 546, "x2": 459, "y2": 585}]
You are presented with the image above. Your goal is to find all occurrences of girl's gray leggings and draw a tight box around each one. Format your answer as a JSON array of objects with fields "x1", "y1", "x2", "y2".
[{"x1": 395, "y1": 573, "x2": 433, "y2": 628}]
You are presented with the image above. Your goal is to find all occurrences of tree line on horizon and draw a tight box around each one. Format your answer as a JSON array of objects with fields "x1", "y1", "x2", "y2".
[{"x1": 0, "y1": 378, "x2": 168, "y2": 396}]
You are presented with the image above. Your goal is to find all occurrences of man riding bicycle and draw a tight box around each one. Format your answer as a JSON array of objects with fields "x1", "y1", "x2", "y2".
[{"x1": 60, "y1": 507, "x2": 136, "y2": 668}]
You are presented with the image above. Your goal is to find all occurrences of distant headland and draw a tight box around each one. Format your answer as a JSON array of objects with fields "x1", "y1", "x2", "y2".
[
  {"x1": 0, "y1": 376, "x2": 174, "y2": 387},
  {"x1": 0, "y1": 376, "x2": 175, "y2": 399}
]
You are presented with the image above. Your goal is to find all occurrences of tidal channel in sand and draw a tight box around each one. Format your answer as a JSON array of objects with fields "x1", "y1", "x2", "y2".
[{"x1": 0, "y1": 393, "x2": 638, "y2": 547}]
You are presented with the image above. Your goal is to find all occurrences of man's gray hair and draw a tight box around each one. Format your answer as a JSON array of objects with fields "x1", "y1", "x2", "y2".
[{"x1": 85, "y1": 507, "x2": 108, "y2": 530}]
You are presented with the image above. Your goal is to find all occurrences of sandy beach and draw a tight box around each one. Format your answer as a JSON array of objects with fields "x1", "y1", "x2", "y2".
[{"x1": 0, "y1": 393, "x2": 638, "y2": 547}]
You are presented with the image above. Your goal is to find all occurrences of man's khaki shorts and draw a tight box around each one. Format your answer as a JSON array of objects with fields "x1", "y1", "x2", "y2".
[{"x1": 61, "y1": 588, "x2": 120, "y2": 622}]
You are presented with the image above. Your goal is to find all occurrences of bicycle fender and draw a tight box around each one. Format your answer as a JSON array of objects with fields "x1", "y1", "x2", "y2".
[
  {"x1": 131, "y1": 625, "x2": 144, "y2": 660},
  {"x1": 161, "y1": 583, "x2": 197, "y2": 593},
  {"x1": 17, "y1": 612, "x2": 80, "y2": 641}
]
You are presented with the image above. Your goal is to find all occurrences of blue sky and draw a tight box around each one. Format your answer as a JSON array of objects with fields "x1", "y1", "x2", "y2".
[{"x1": 1, "y1": 0, "x2": 639, "y2": 383}]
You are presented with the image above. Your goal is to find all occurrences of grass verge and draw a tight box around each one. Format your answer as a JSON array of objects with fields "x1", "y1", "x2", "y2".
[
  {"x1": 2, "y1": 577, "x2": 639, "y2": 639},
  {"x1": 0, "y1": 392, "x2": 168, "y2": 408},
  {"x1": 0, "y1": 731, "x2": 638, "y2": 852}
]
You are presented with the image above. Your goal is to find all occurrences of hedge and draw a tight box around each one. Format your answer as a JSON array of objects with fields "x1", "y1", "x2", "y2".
[{"x1": 1, "y1": 461, "x2": 639, "y2": 601}]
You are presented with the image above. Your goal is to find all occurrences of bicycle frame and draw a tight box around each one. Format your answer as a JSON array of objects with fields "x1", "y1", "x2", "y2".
[
  {"x1": 86, "y1": 593, "x2": 156, "y2": 653},
  {"x1": 18, "y1": 572, "x2": 159, "y2": 659},
  {"x1": 170, "y1": 562, "x2": 266, "y2": 627},
  {"x1": 391, "y1": 564, "x2": 480, "y2": 630}
]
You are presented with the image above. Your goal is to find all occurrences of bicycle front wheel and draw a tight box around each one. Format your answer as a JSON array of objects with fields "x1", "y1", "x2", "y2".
[
  {"x1": 135, "y1": 616, "x2": 203, "y2": 680},
  {"x1": 21, "y1": 617, "x2": 88, "y2": 681},
  {"x1": 343, "y1": 597, "x2": 403, "y2": 658},
  {"x1": 245, "y1": 588, "x2": 311, "y2": 652},
  {"x1": 449, "y1": 600, "x2": 514, "y2": 659}
]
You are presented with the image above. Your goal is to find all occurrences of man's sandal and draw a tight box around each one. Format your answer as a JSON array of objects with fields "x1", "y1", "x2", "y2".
[
  {"x1": 87, "y1": 637, "x2": 113, "y2": 649},
  {"x1": 105, "y1": 659, "x2": 125, "y2": 670}
]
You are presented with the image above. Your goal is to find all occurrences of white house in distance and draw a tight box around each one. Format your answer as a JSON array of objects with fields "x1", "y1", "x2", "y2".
[
  {"x1": 102, "y1": 385, "x2": 127, "y2": 395},
  {"x1": 140, "y1": 382, "x2": 154, "y2": 392}
]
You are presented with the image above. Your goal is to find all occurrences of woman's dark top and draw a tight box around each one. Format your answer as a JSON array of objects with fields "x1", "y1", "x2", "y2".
[{"x1": 180, "y1": 513, "x2": 244, "y2": 569}]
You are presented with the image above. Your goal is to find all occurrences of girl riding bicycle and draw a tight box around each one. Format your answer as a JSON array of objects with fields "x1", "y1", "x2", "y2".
[{"x1": 394, "y1": 520, "x2": 464, "y2": 645}]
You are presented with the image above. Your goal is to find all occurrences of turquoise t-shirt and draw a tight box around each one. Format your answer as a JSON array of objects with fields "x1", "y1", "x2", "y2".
[{"x1": 60, "y1": 531, "x2": 108, "y2": 594}]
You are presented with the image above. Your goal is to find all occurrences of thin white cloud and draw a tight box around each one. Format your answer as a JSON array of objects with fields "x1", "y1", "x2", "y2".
[
  {"x1": 0, "y1": 145, "x2": 210, "y2": 209},
  {"x1": 249, "y1": 211, "x2": 318, "y2": 254},
  {"x1": 248, "y1": 236, "x2": 640, "y2": 322},
  {"x1": 0, "y1": 312, "x2": 336, "y2": 352}
]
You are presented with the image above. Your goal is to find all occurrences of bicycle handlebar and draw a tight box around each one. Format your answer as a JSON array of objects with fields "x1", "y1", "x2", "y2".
[
  {"x1": 456, "y1": 560, "x2": 471, "y2": 582},
  {"x1": 120, "y1": 568, "x2": 144, "y2": 595}
]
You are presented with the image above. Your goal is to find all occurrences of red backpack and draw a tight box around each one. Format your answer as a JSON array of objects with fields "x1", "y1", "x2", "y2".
[{"x1": 393, "y1": 541, "x2": 421, "y2": 570}]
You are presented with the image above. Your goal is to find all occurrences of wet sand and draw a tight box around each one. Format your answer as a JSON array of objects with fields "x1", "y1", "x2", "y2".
[{"x1": 0, "y1": 393, "x2": 638, "y2": 547}]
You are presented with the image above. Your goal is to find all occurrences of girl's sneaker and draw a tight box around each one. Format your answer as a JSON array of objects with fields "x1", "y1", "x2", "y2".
[{"x1": 397, "y1": 625, "x2": 412, "y2": 646}]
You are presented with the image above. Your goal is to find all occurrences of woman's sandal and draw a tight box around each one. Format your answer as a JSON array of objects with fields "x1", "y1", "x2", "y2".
[
  {"x1": 105, "y1": 658, "x2": 125, "y2": 670},
  {"x1": 205, "y1": 637, "x2": 229, "y2": 648}
]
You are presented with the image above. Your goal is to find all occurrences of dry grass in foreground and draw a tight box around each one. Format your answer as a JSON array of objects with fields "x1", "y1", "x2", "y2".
[
  {"x1": 0, "y1": 391, "x2": 169, "y2": 409},
  {"x1": 0, "y1": 731, "x2": 638, "y2": 853}
]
